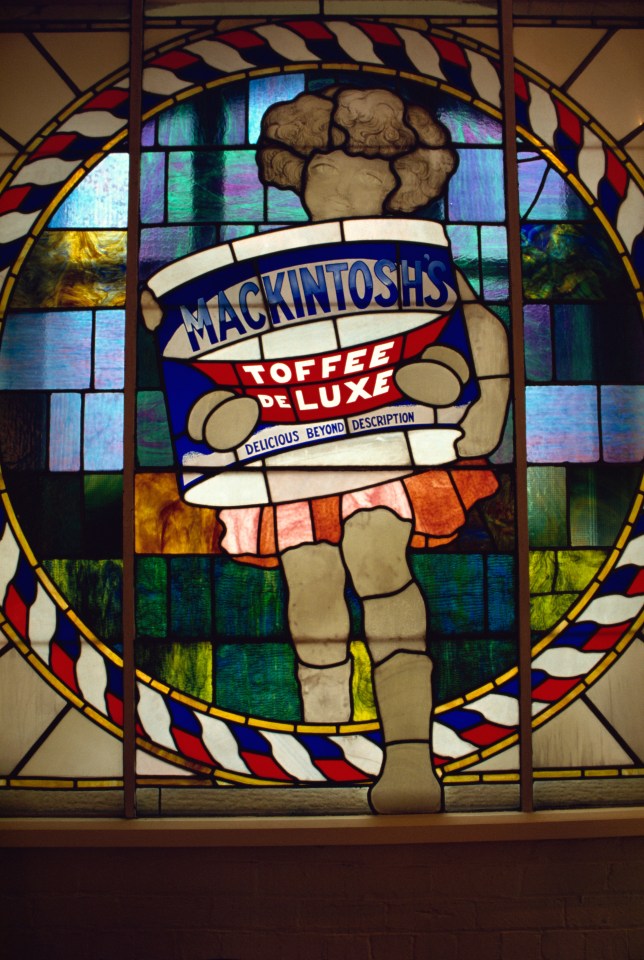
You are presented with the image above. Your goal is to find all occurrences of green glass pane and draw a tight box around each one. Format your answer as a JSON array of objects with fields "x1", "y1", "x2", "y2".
[
  {"x1": 213, "y1": 559, "x2": 287, "y2": 640},
  {"x1": 527, "y1": 466, "x2": 567, "y2": 548},
  {"x1": 350, "y1": 640, "x2": 376, "y2": 721},
  {"x1": 521, "y1": 222, "x2": 628, "y2": 302},
  {"x1": 530, "y1": 593, "x2": 577, "y2": 631},
  {"x1": 136, "y1": 556, "x2": 168, "y2": 638},
  {"x1": 170, "y1": 557, "x2": 212, "y2": 639},
  {"x1": 215, "y1": 642, "x2": 300, "y2": 722},
  {"x1": 137, "y1": 391, "x2": 173, "y2": 467},
  {"x1": 432, "y1": 638, "x2": 516, "y2": 703},
  {"x1": 84, "y1": 473, "x2": 122, "y2": 558},
  {"x1": 8, "y1": 474, "x2": 83, "y2": 558},
  {"x1": 267, "y1": 185, "x2": 307, "y2": 223},
  {"x1": 529, "y1": 550, "x2": 556, "y2": 595},
  {"x1": 555, "y1": 549, "x2": 607, "y2": 593},
  {"x1": 137, "y1": 640, "x2": 212, "y2": 702},
  {"x1": 43, "y1": 558, "x2": 123, "y2": 645},
  {"x1": 569, "y1": 465, "x2": 640, "y2": 547},
  {"x1": 137, "y1": 323, "x2": 162, "y2": 390},
  {"x1": 0, "y1": 393, "x2": 47, "y2": 470}
]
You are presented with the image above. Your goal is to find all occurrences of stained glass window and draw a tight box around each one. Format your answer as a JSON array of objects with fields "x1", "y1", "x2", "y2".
[{"x1": 0, "y1": 2, "x2": 642, "y2": 819}]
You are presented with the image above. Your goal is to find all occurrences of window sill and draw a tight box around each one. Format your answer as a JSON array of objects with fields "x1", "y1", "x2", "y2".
[{"x1": 1, "y1": 808, "x2": 643, "y2": 848}]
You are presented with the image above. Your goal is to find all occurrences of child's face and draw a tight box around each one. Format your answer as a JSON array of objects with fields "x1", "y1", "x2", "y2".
[{"x1": 303, "y1": 150, "x2": 396, "y2": 221}]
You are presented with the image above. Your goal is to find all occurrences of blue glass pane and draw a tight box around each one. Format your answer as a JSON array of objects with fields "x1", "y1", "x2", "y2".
[
  {"x1": 448, "y1": 149, "x2": 505, "y2": 222},
  {"x1": 84, "y1": 392, "x2": 123, "y2": 470},
  {"x1": 518, "y1": 153, "x2": 548, "y2": 217},
  {"x1": 49, "y1": 154, "x2": 129, "y2": 228},
  {"x1": 139, "y1": 226, "x2": 216, "y2": 278},
  {"x1": 49, "y1": 393, "x2": 81, "y2": 471},
  {"x1": 526, "y1": 385, "x2": 599, "y2": 463},
  {"x1": 524, "y1": 304, "x2": 552, "y2": 382},
  {"x1": 140, "y1": 153, "x2": 165, "y2": 224},
  {"x1": 95, "y1": 310, "x2": 125, "y2": 389},
  {"x1": 527, "y1": 169, "x2": 590, "y2": 221},
  {"x1": 600, "y1": 386, "x2": 644, "y2": 463},
  {"x1": 248, "y1": 74, "x2": 306, "y2": 144},
  {"x1": 168, "y1": 151, "x2": 263, "y2": 222},
  {"x1": 141, "y1": 120, "x2": 155, "y2": 146},
  {"x1": 158, "y1": 87, "x2": 246, "y2": 146},
  {"x1": 0, "y1": 311, "x2": 92, "y2": 389}
]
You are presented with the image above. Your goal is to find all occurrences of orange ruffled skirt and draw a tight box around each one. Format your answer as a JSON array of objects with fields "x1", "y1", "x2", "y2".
[{"x1": 218, "y1": 461, "x2": 498, "y2": 568}]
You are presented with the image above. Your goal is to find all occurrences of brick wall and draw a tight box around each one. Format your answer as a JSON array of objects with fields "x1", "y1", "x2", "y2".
[{"x1": 2, "y1": 837, "x2": 643, "y2": 959}]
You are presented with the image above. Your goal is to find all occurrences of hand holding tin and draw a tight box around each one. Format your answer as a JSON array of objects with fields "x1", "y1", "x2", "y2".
[
  {"x1": 187, "y1": 391, "x2": 261, "y2": 452},
  {"x1": 394, "y1": 345, "x2": 469, "y2": 408}
]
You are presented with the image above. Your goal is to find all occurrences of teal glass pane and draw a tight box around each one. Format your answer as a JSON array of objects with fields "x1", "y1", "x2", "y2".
[
  {"x1": 0, "y1": 311, "x2": 92, "y2": 389},
  {"x1": 436, "y1": 100, "x2": 503, "y2": 145},
  {"x1": 554, "y1": 303, "x2": 644, "y2": 384},
  {"x1": 569, "y1": 466, "x2": 641, "y2": 547},
  {"x1": 83, "y1": 392, "x2": 123, "y2": 470},
  {"x1": 215, "y1": 643, "x2": 300, "y2": 722},
  {"x1": 170, "y1": 557, "x2": 212, "y2": 638},
  {"x1": 486, "y1": 555, "x2": 515, "y2": 633},
  {"x1": 95, "y1": 309, "x2": 125, "y2": 389},
  {"x1": 448, "y1": 148, "x2": 505, "y2": 222},
  {"x1": 527, "y1": 466, "x2": 567, "y2": 548},
  {"x1": 526, "y1": 385, "x2": 599, "y2": 463},
  {"x1": 136, "y1": 557, "x2": 168, "y2": 638},
  {"x1": 411, "y1": 555, "x2": 484, "y2": 635},
  {"x1": 49, "y1": 154, "x2": 129, "y2": 228},
  {"x1": 249, "y1": 73, "x2": 305, "y2": 143},
  {"x1": 481, "y1": 225, "x2": 508, "y2": 300},
  {"x1": 267, "y1": 185, "x2": 307, "y2": 223},
  {"x1": 168, "y1": 151, "x2": 263, "y2": 222},
  {"x1": 141, "y1": 152, "x2": 165, "y2": 224},
  {"x1": 601, "y1": 386, "x2": 644, "y2": 462},
  {"x1": 49, "y1": 393, "x2": 81, "y2": 471},
  {"x1": 158, "y1": 87, "x2": 246, "y2": 146},
  {"x1": 137, "y1": 391, "x2": 173, "y2": 467},
  {"x1": 213, "y1": 559, "x2": 287, "y2": 640},
  {"x1": 524, "y1": 304, "x2": 552, "y2": 382}
]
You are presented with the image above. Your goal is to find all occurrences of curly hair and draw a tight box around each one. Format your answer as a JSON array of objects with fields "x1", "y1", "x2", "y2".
[{"x1": 257, "y1": 86, "x2": 457, "y2": 214}]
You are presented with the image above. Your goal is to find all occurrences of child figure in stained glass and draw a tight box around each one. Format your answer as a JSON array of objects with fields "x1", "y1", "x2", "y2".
[{"x1": 144, "y1": 87, "x2": 510, "y2": 813}]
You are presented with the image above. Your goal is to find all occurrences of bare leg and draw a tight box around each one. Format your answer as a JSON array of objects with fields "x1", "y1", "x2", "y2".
[
  {"x1": 281, "y1": 542, "x2": 351, "y2": 723},
  {"x1": 341, "y1": 508, "x2": 442, "y2": 813}
]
